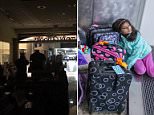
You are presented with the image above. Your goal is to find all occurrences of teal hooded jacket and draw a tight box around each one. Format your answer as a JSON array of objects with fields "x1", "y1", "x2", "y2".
[{"x1": 118, "y1": 32, "x2": 152, "y2": 69}]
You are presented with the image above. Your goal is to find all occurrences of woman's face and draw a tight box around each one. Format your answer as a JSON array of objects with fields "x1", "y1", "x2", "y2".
[{"x1": 120, "y1": 22, "x2": 132, "y2": 35}]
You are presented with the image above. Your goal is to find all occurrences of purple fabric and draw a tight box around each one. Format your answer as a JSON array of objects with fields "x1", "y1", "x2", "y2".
[
  {"x1": 134, "y1": 52, "x2": 154, "y2": 77},
  {"x1": 78, "y1": 50, "x2": 88, "y2": 65},
  {"x1": 78, "y1": 72, "x2": 88, "y2": 105}
]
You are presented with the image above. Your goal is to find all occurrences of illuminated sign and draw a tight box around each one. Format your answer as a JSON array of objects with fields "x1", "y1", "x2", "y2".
[
  {"x1": 35, "y1": 35, "x2": 76, "y2": 41},
  {"x1": 20, "y1": 35, "x2": 77, "y2": 42}
]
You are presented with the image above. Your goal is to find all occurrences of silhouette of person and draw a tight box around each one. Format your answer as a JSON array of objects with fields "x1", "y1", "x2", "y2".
[
  {"x1": 15, "y1": 53, "x2": 29, "y2": 81},
  {"x1": 30, "y1": 50, "x2": 46, "y2": 81},
  {"x1": 32, "y1": 54, "x2": 69, "y2": 115},
  {"x1": 0, "y1": 64, "x2": 4, "y2": 82},
  {"x1": 54, "y1": 55, "x2": 69, "y2": 115}
]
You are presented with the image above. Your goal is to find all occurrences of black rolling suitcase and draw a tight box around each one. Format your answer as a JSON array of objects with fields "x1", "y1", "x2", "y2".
[{"x1": 87, "y1": 60, "x2": 132, "y2": 113}]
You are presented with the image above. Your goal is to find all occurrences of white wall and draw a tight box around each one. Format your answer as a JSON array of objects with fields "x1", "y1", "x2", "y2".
[{"x1": 140, "y1": 0, "x2": 154, "y2": 45}]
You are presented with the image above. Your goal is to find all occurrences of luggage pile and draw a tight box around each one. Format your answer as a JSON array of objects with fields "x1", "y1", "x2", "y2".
[{"x1": 78, "y1": 24, "x2": 133, "y2": 114}]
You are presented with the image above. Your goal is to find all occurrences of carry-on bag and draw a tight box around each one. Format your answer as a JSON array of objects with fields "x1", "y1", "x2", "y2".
[
  {"x1": 87, "y1": 60, "x2": 132, "y2": 113},
  {"x1": 86, "y1": 24, "x2": 119, "y2": 48},
  {"x1": 91, "y1": 41, "x2": 126, "y2": 62}
]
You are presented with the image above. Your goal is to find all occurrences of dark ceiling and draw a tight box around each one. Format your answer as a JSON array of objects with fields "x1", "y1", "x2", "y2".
[{"x1": 0, "y1": 0, "x2": 77, "y2": 36}]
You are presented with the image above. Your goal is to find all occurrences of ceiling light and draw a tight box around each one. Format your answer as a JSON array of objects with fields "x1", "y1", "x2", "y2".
[
  {"x1": 47, "y1": 19, "x2": 51, "y2": 21},
  {"x1": 62, "y1": 12, "x2": 66, "y2": 15},
  {"x1": 37, "y1": 5, "x2": 46, "y2": 9},
  {"x1": 8, "y1": 17, "x2": 15, "y2": 22}
]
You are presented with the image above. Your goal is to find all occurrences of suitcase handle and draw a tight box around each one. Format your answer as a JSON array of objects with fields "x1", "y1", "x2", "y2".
[
  {"x1": 103, "y1": 60, "x2": 115, "y2": 64},
  {"x1": 103, "y1": 67, "x2": 114, "y2": 72},
  {"x1": 100, "y1": 60, "x2": 115, "y2": 72}
]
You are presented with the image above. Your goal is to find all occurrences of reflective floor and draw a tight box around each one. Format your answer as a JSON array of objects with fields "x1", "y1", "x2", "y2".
[
  {"x1": 66, "y1": 60, "x2": 77, "y2": 115},
  {"x1": 68, "y1": 76, "x2": 77, "y2": 115},
  {"x1": 0, "y1": 65, "x2": 77, "y2": 115}
]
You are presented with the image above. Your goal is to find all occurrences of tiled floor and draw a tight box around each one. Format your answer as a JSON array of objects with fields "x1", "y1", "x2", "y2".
[
  {"x1": 68, "y1": 76, "x2": 77, "y2": 115},
  {"x1": 70, "y1": 105, "x2": 77, "y2": 115},
  {"x1": 129, "y1": 76, "x2": 144, "y2": 115}
]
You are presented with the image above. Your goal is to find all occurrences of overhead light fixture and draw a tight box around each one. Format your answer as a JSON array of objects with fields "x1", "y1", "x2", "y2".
[
  {"x1": 62, "y1": 12, "x2": 66, "y2": 15},
  {"x1": 47, "y1": 19, "x2": 51, "y2": 21},
  {"x1": 37, "y1": 5, "x2": 46, "y2": 9}
]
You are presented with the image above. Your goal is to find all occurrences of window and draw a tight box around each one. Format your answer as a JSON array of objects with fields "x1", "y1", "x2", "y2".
[{"x1": 0, "y1": 41, "x2": 10, "y2": 64}]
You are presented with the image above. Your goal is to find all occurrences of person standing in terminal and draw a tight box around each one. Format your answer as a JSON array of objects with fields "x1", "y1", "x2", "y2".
[
  {"x1": 15, "y1": 52, "x2": 29, "y2": 81},
  {"x1": 30, "y1": 50, "x2": 46, "y2": 81},
  {"x1": 112, "y1": 18, "x2": 154, "y2": 77},
  {"x1": 55, "y1": 54, "x2": 69, "y2": 115},
  {"x1": 0, "y1": 64, "x2": 4, "y2": 82}
]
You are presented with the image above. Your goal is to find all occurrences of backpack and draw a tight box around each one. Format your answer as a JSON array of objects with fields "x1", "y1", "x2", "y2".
[{"x1": 91, "y1": 41, "x2": 126, "y2": 62}]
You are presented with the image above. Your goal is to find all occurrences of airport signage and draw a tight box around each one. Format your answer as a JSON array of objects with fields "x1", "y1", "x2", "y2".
[{"x1": 34, "y1": 35, "x2": 76, "y2": 41}]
